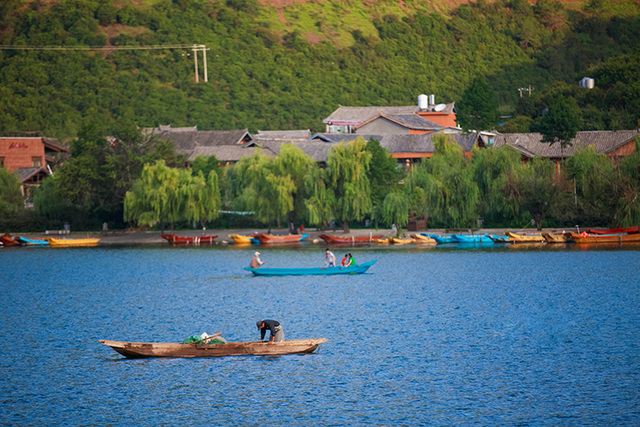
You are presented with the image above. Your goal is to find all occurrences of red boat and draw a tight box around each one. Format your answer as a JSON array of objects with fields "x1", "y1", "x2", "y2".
[
  {"x1": 318, "y1": 234, "x2": 383, "y2": 244},
  {"x1": 253, "y1": 233, "x2": 308, "y2": 244},
  {"x1": 0, "y1": 233, "x2": 20, "y2": 247},
  {"x1": 160, "y1": 234, "x2": 218, "y2": 245},
  {"x1": 586, "y1": 226, "x2": 639, "y2": 235},
  {"x1": 566, "y1": 232, "x2": 640, "y2": 244}
]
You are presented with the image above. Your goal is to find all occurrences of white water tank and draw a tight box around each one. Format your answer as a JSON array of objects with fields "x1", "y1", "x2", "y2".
[
  {"x1": 418, "y1": 94, "x2": 429, "y2": 109},
  {"x1": 580, "y1": 77, "x2": 594, "y2": 89},
  {"x1": 429, "y1": 94, "x2": 436, "y2": 105}
]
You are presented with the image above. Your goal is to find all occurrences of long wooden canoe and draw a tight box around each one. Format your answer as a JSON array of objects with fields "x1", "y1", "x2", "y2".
[
  {"x1": 504, "y1": 232, "x2": 545, "y2": 243},
  {"x1": 566, "y1": 232, "x2": 640, "y2": 244},
  {"x1": 542, "y1": 232, "x2": 572, "y2": 243},
  {"x1": 245, "y1": 260, "x2": 376, "y2": 276},
  {"x1": 409, "y1": 234, "x2": 437, "y2": 244},
  {"x1": 318, "y1": 234, "x2": 383, "y2": 244},
  {"x1": 160, "y1": 234, "x2": 218, "y2": 245},
  {"x1": 586, "y1": 226, "x2": 639, "y2": 235},
  {"x1": 253, "y1": 233, "x2": 308, "y2": 244},
  {"x1": 227, "y1": 233, "x2": 259, "y2": 244},
  {"x1": 45, "y1": 237, "x2": 100, "y2": 247},
  {"x1": 389, "y1": 237, "x2": 413, "y2": 245},
  {"x1": 99, "y1": 338, "x2": 327, "y2": 358}
]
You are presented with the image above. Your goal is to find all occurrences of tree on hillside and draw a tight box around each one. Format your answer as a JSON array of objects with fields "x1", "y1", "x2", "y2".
[
  {"x1": 612, "y1": 137, "x2": 640, "y2": 226},
  {"x1": 456, "y1": 78, "x2": 500, "y2": 132},
  {"x1": 325, "y1": 137, "x2": 372, "y2": 232},
  {"x1": 0, "y1": 168, "x2": 23, "y2": 214},
  {"x1": 538, "y1": 94, "x2": 582, "y2": 158}
]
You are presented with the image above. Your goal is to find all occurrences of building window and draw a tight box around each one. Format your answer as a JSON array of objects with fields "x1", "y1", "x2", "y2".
[{"x1": 32, "y1": 156, "x2": 42, "y2": 168}]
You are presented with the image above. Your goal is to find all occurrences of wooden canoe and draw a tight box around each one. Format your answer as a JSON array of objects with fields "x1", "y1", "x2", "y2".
[
  {"x1": 542, "y1": 232, "x2": 572, "y2": 243},
  {"x1": 504, "y1": 232, "x2": 545, "y2": 243},
  {"x1": 374, "y1": 238, "x2": 390, "y2": 244},
  {"x1": 451, "y1": 233, "x2": 494, "y2": 244},
  {"x1": 227, "y1": 233, "x2": 258, "y2": 244},
  {"x1": 99, "y1": 338, "x2": 328, "y2": 358},
  {"x1": 409, "y1": 234, "x2": 437, "y2": 244},
  {"x1": 0, "y1": 233, "x2": 20, "y2": 247},
  {"x1": 318, "y1": 234, "x2": 383, "y2": 244},
  {"x1": 253, "y1": 233, "x2": 308, "y2": 244},
  {"x1": 45, "y1": 237, "x2": 100, "y2": 247},
  {"x1": 566, "y1": 232, "x2": 640, "y2": 244},
  {"x1": 245, "y1": 260, "x2": 376, "y2": 276},
  {"x1": 389, "y1": 237, "x2": 413, "y2": 245},
  {"x1": 160, "y1": 234, "x2": 218, "y2": 245},
  {"x1": 16, "y1": 236, "x2": 49, "y2": 246},
  {"x1": 586, "y1": 226, "x2": 639, "y2": 235},
  {"x1": 429, "y1": 234, "x2": 457, "y2": 244}
]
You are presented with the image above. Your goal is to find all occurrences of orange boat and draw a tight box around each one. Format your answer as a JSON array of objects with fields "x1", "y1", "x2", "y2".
[
  {"x1": 566, "y1": 232, "x2": 640, "y2": 244},
  {"x1": 161, "y1": 234, "x2": 218, "y2": 245},
  {"x1": 318, "y1": 234, "x2": 383, "y2": 244},
  {"x1": 0, "y1": 233, "x2": 20, "y2": 247},
  {"x1": 253, "y1": 233, "x2": 308, "y2": 244},
  {"x1": 586, "y1": 226, "x2": 639, "y2": 235}
]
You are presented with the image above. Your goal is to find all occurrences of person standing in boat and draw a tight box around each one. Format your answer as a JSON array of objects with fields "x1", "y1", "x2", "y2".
[
  {"x1": 325, "y1": 249, "x2": 336, "y2": 267},
  {"x1": 250, "y1": 251, "x2": 265, "y2": 268},
  {"x1": 257, "y1": 319, "x2": 284, "y2": 343}
]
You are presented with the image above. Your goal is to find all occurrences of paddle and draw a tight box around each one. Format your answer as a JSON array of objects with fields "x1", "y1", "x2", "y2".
[{"x1": 190, "y1": 332, "x2": 222, "y2": 344}]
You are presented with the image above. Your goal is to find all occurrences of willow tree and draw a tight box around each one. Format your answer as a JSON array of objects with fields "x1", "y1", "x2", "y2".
[
  {"x1": 181, "y1": 169, "x2": 221, "y2": 231},
  {"x1": 304, "y1": 166, "x2": 335, "y2": 230},
  {"x1": 413, "y1": 134, "x2": 479, "y2": 229},
  {"x1": 325, "y1": 137, "x2": 372, "y2": 232},
  {"x1": 381, "y1": 190, "x2": 409, "y2": 235},
  {"x1": 124, "y1": 160, "x2": 181, "y2": 231},
  {"x1": 271, "y1": 143, "x2": 315, "y2": 233},
  {"x1": 613, "y1": 138, "x2": 640, "y2": 226}
]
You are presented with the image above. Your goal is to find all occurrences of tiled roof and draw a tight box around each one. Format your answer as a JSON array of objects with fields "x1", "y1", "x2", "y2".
[
  {"x1": 380, "y1": 132, "x2": 478, "y2": 154},
  {"x1": 355, "y1": 114, "x2": 443, "y2": 131},
  {"x1": 154, "y1": 129, "x2": 252, "y2": 154},
  {"x1": 13, "y1": 167, "x2": 48, "y2": 183},
  {"x1": 188, "y1": 145, "x2": 276, "y2": 162},
  {"x1": 493, "y1": 130, "x2": 639, "y2": 158},
  {"x1": 309, "y1": 133, "x2": 383, "y2": 143},
  {"x1": 323, "y1": 103, "x2": 456, "y2": 124},
  {"x1": 254, "y1": 130, "x2": 312, "y2": 141}
]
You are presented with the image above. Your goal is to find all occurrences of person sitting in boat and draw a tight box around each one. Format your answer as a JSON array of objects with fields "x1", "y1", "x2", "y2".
[
  {"x1": 256, "y1": 319, "x2": 284, "y2": 343},
  {"x1": 325, "y1": 249, "x2": 336, "y2": 267},
  {"x1": 347, "y1": 253, "x2": 355, "y2": 266},
  {"x1": 340, "y1": 253, "x2": 349, "y2": 267},
  {"x1": 250, "y1": 251, "x2": 265, "y2": 268}
]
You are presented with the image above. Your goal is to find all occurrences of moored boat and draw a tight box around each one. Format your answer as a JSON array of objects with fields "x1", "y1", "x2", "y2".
[
  {"x1": 99, "y1": 338, "x2": 327, "y2": 358},
  {"x1": 46, "y1": 237, "x2": 100, "y2": 247},
  {"x1": 0, "y1": 233, "x2": 20, "y2": 247},
  {"x1": 160, "y1": 234, "x2": 218, "y2": 245},
  {"x1": 427, "y1": 234, "x2": 457, "y2": 244},
  {"x1": 409, "y1": 234, "x2": 437, "y2": 244},
  {"x1": 586, "y1": 226, "x2": 639, "y2": 235},
  {"x1": 253, "y1": 233, "x2": 308, "y2": 244},
  {"x1": 389, "y1": 237, "x2": 413, "y2": 245},
  {"x1": 228, "y1": 233, "x2": 259, "y2": 244},
  {"x1": 542, "y1": 232, "x2": 572, "y2": 243},
  {"x1": 451, "y1": 233, "x2": 494, "y2": 244},
  {"x1": 318, "y1": 234, "x2": 383, "y2": 244},
  {"x1": 566, "y1": 232, "x2": 640, "y2": 244},
  {"x1": 504, "y1": 232, "x2": 545, "y2": 243},
  {"x1": 489, "y1": 235, "x2": 510, "y2": 243},
  {"x1": 374, "y1": 238, "x2": 390, "y2": 244},
  {"x1": 16, "y1": 236, "x2": 50, "y2": 246},
  {"x1": 245, "y1": 260, "x2": 377, "y2": 276}
]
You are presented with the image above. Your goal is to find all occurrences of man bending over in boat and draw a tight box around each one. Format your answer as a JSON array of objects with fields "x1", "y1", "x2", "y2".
[
  {"x1": 256, "y1": 319, "x2": 284, "y2": 343},
  {"x1": 250, "y1": 251, "x2": 265, "y2": 268}
]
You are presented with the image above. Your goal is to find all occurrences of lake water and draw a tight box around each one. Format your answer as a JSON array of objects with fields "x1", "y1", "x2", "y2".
[{"x1": 1, "y1": 243, "x2": 639, "y2": 425}]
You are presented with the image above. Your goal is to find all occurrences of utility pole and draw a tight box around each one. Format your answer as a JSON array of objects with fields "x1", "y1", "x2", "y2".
[
  {"x1": 192, "y1": 44, "x2": 209, "y2": 83},
  {"x1": 518, "y1": 86, "x2": 532, "y2": 98}
]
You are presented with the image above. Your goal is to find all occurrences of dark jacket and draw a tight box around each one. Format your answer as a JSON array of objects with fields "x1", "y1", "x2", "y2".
[{"x1": 259, "y1": 319, "x2": 280, "y2": 340}]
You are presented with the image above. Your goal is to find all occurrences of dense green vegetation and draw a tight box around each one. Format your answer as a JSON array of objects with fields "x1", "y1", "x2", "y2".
[{"x1": 0, "y1": 0, "x2": 639, "y2": 140}]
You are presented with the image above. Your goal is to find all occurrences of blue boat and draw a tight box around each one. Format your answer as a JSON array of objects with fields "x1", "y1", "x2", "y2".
[
  {"x1": 245, "y1": 260, "x2": 377, "y2": 276},
  {"x1": 489, "y1": 235, "x2": 510, "y2": 243},
  {"x1": 451, "y1": 233, "x2": 494, "y2": 244},
  {"x1": 16, "y1": 236, "x2": 49, "y2": 246},
  {"x1": 421, "y1": 234, "x2": 456, "y2": 244}
]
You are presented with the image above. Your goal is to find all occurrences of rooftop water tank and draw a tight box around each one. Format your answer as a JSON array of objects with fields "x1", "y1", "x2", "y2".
[{"x1": 418, "y1": 94, "x2": 429, "y2": 109}]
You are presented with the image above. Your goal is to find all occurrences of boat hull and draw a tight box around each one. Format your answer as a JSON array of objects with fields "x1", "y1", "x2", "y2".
[
  {"x1": 0, "y1": 234, "x2": 20, "y2": 246},
  {"x1": 586, "y1": 226, "x2": 639, "y2": 235},
  {"x1": 451, "y1": 233, "x2": 494, "y2": 244},
  {"x1": 567, "y1": 232, "x2": 640, "y2": 244},
  {"x1": 16, "y1": 236, "x2": 49, "y2": 246},
  {"x1": 253, "y1": 233, "x2": 308, "y2": 244},
  {"x1": 318, "y1": 234, "x2": 383, "y2": 244},
  {"x1": 99, "y1": 338, "x2": 327, "y2": 358},
  {"x1": 245, "y1": 260, "x2": 376, "y2": 276},
  {"x1": 227, "y1": 234, "x2": 258, "y2": 244},
  {"x1": 161, "y1": 234, "x2": 218, "y2": 245},
  {"x1": 409, "y1": 234, "x2": 436, "y2": 244},
  {"x1": 46, "y1": 237, "x2": 100, "y2": 247},
  {"x1": 505, "y1": 232, "x2": 545, "y2": 243},
  {"x1": 542, "y1": 232, "x2": 572, "y2": 243}
]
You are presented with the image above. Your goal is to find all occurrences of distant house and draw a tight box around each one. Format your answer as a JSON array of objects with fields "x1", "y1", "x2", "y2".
[
  {"x1": 0, "y1": 136, "x2": 68, "y2": 198},
  {"x1": 493, "y1": 130, "x2": 639, "y2": 172},
  {"x1": 354, "y1": 114, "x2": 444, "y2": 135},
  {"x1": 323, "y1": 95, "x2": 457, "y2": 134}
]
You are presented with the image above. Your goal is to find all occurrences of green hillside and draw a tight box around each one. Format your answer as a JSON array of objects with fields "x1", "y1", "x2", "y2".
[{"x1": 1, "y1": 0, "x2": 639, "y2": 139}]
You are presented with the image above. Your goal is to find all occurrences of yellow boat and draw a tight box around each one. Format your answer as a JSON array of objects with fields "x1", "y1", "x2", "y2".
[
  {"x1": 45, "y1": 237, "x2": 100, "y2": 247},
  {"x1": 542, "y1": 232, "x2": 572, "y2": 243},
  {"x1": 504, "y1": 232, "x2": 545, "y2": 243},
  {"x1": 389, "y1": 237, "x2": 413, "y2": 245},
  {"x1": 374, "y1": 238, "x2": 390, "y2": 245},
  {"x1": 409, "y1": 234, "x2": 437, "y2": 245},
  {"x1": 227, "y1": 234, "x2": 256, "y2": 244}
]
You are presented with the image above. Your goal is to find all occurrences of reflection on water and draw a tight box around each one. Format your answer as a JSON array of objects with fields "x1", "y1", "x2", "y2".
[{"x1": 0, "y1": 244, "x2": 639, "y2": 425}]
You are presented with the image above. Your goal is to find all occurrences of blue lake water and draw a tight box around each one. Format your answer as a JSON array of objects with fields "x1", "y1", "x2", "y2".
[{"x1": 1, "y1": 243, "x2": 639, "y2": 425}]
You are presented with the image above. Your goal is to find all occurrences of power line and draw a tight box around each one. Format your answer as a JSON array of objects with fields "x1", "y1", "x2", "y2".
[{"x1": 0, "y1": 44, "x2": 196, "y2": 51}]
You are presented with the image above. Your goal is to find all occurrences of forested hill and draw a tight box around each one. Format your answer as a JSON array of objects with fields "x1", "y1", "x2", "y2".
[{"x1": 1, "y1": 0, "x2": 639, "y2": 140}]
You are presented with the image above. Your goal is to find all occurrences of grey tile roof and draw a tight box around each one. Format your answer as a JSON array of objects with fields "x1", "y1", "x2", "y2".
[
  {"x1": 254, "y1": 130, "x2": 312, "y2": 141},
  {"x1": 323, "y1": 103, "x2": 455, "y2": 124},
  {"x1": 153, "y1": 129, "x2": 253, "y2": 154},
  {"x1": 380, "y1": 132, "x2": 478, "y2": 153},
  {"x1": 13, "y1": 167, "x2": 48, "y2": 183},
  {"x1": 309, "y1": 133, "x2": 383, "y2": 143},
  {"x1": 493, "y1": 130, "x2": 639, "y2": 158},
  {"x1": 189, "y1": 145, "x2": 276, "y2": 162},
  {"x1": 356, "y1": 114, "x2": 443, "y2": 131}
]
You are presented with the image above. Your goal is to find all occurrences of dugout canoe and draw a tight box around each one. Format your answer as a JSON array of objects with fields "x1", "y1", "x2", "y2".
[
  {"x1": 245, "y1": 260, "x2": 377, "y2": 276},
  {"x1": 253, "y1": 233, "x2": 308, "y2": 244},
  {"x1": 160, "y1": 234, "x2": 218, "y2": 245},
  {"x1": 45, "y1": 237, "x2": 100, "y2": 247},
  {"x1": 99, "y1": 338, "x2": 327, "y2": 358},
  {"x1": 542, "y1": 232, "x2": 572, "y2": 243},
  {"x1": 318, "y1": 234, "x2": 383, "y2": 244},
  {"x1": 566, "y1": 232, "x2": 640, "y2": 244},
  {"x1": 504, "y1": 232, "x2": 545, "y2": 243}
]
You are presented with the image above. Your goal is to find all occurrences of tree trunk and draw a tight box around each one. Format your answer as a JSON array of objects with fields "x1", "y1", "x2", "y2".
[{"x1": 342, "y1": 220, "x2": 350, "y2": 233}]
